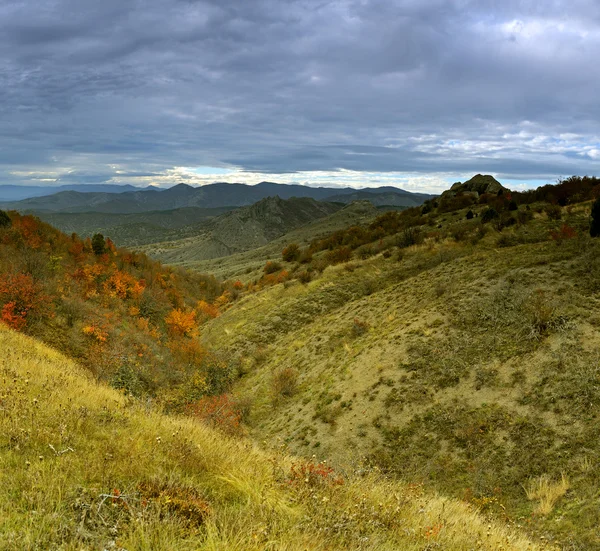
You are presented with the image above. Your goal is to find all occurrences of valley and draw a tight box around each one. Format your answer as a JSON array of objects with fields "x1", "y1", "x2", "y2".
[{"x1": 1, "y1": 175, "x2": 600, "y2": 549}]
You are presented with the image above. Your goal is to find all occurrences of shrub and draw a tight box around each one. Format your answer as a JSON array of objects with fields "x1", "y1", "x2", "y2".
[
  {"x1": 481, "y1": 208, "x2": 499, "y2": 223},
  {"x1": 397, "y1": 227, "x2": 422, "y2": 248},
  {"x1": 298, "y1": 249, "x2": 313, "y2": 264},
  {"x1": 272, "y1": 368, "x2": 298, "y2": 398},
  {"x1": 508, "y1": 200, "x2": 518, "y2": 211},
  {"x1": 263, "y1": 260, "x2": 282, "y2": 274},
  {"x1": 282, "y1": 243, "x2": 300, "y2": 262},
  {"x1": 91, "y1": 233, "x2": 106, "y2": 256},
  {"x1": 325, "y1": 246, "x2": 352, "y2": 264},
  {"x1": 550, "y1": 224, "x2": 577, "y2": 243},
  {"x1": 185, "y1": 394, "x2": 243, "y2": 436},
  {"x1": 0, "y1": 210, "x2": 11, "y2": 228},
  {"x1": 298, "y1": 270, "x2": 312, "y2": 284},
  {"x1": 351, "y1": 318, "x2": 370, "y2": 337},
  {"x1": 544, "y1": 204, "x2": 562, "y2": 220},
  {"x1": 591, "y1": 197, "x2": 600, "y2": 237},
  {"x1": 466, "y1": 210, "x2": 474, "y2": 220}
]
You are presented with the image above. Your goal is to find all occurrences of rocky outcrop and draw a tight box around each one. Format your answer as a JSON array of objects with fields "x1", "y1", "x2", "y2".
[{"x1": 440, "y1": 174, "x2": 507, "y2": 201}]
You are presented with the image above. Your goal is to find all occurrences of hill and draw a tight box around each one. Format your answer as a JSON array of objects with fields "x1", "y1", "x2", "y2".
[
  {"x1": 0, "y1": 326, "x2": 544, "y2": 550},
  {"x1": 190, "y1": 175, "x2": 600, "y2": 549},
  {"x1": 0, "y1": 181, "x2": 434, "y2": 213},
  {"x1": 140, "y1": 196, "x2": 344, "y2": 264},
  {"x1": 0, "y1": 209, "x2": 245, "y2": 403},
  {"x1": 32, "y1": 206, "x2": 236, "y2": 247},
  {"x1": 325, "y1": 189, "x2": 431, "y2": 207},
  {"x1": 170, "y1": 200, "x2": 380, "y2": 280},
  {"x1": 0, "y1": 183, "x2": 144, "y2": 202}
]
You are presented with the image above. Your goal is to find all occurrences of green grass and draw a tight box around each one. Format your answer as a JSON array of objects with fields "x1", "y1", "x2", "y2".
[
  {"x1": 197, "y1": 201, "x2": 600, "y2": 549},
  {"x1": 0, "y1": 326, "x2": 544, "y2": 550}
]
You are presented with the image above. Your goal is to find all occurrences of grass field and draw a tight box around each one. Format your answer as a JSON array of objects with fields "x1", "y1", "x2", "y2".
[
  {"x1": 198, "y1": 200, "x2": 600, "y2": 549},
  {"x1": 0, "y1": 326, "x2": 545, "y2": 550}
]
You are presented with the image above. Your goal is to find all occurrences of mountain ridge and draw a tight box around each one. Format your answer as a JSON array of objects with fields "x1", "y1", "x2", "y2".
[{"x1": 0, "y1": 181, "x2": 435, "y2": 213}]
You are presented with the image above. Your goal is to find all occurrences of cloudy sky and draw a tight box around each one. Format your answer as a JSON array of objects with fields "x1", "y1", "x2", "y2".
[{"x1": 1, "y1": 0, "x2": 600, "y2": 193}]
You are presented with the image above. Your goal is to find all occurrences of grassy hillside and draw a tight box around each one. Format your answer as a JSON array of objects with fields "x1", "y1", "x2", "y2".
[
  {"x1": 0, "y1": 326, "x2": 546, "y2": 550},
  {"x1": 0, "y1": 210, "x2": 245, "y2": 406},
  {"x1": 152, "y1": 200, "x2": 378, "y2": 280},
  {"x1": 197, "y1": 188, "x2": 600, "y2": 549},
  {"x1": 140, "y1": 197, "x2": 346, "y2": 265},
  {"x1": 32, "y1": 206, "x2": 236, "y2": 247}
]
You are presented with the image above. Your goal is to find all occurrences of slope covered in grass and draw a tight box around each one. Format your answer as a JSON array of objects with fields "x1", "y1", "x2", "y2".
[
  {"x1": 0, "y1": 326, "x2": 544, "y2": 550},
  {"x1": 140, "y1": 196, "x2": 344, "y2": 264},
  {"x1": 200, "y1": 196, "x2": 600, "y2": 549}
]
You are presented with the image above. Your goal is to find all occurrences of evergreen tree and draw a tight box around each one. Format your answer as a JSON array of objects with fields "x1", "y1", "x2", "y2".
[
  {"x1": 91, "y1": 233, "x2": 106, "y2": 255},
  {"x1": 591, "y1": 198, "x2": 600, "y2": 237}
]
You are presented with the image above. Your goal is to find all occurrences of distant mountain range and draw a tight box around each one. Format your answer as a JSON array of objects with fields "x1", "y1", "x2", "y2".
[
  {"x1": 0, "y1": 181, "x2": 434, "y2": 213},
  {"x1": 0, "y1": 184, "x2": 146, "y2": 202}
]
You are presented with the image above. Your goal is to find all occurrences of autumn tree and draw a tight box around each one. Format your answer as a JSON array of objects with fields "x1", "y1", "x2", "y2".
[
  {"x1": 0, "y1": 273, "x2": 47, "y2": 330},
  {"x1": 165, "y1": 308, "x2": 197, "y2": 337}
]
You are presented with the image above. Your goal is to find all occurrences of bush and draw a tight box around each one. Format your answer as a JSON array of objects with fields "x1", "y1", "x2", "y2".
[
  {"x1": 0, "y1": 210, "x2": 11, "y2": 228},
  {"x1": 351, "y1": 318, "x2": 370, "y2": 337},
  {"x1": 264, "y1": 260, "x2": 282, "y2": 274},
  {"x1": 481, "y1": 208, "x2": 499, "y2": 223},
  {"x1": 272, "y1": 368, "x2": 298, "y2": 399},
  {"x1": 397, "y1": 227, "x2": 422, "y2": 248},
  {"x1": 325, "y1": 246, "x2": 352, "y2": 264},
  {"x1": 282, "y1": 243, "x2": 300, "y2": 262},
  {"x1": 298, "y1": 270, "x2": 312, "y2": 284},
  {"x1": 466, "y1": 210, "x2": 474, "y2": 220},
  {"x1": 591, "y1": 197, "x2": 600, "y2": 237},
  {"x1": 544, "y1": 204, "x2": 562, "y2": 220},
  {"x1": 91, "y1": 233, "x2": 106, "y2": 256}
]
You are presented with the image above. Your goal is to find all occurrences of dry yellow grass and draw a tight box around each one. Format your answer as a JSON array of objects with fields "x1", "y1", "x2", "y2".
[
  {"x1": 0, "y1": 325, "x2": 547, "y2": 550},
  {"x1": 524, "y1": 474, "x2": 570, "y2": 516}
]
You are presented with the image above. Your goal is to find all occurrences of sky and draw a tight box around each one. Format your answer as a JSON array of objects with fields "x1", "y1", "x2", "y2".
[{"x1": 1, "y1": 0, "x2": 600, "y2": 194}]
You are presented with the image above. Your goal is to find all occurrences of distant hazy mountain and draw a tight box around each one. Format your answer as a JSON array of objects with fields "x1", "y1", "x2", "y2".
[
  {"x1": 142, "y1": 196, "x2": 343, "y2": 262},
  {"x1": 324, "y1": 189, "x2": 432, "y2": 207},
  {"x1": 0, "y1": 182, "x2": 434, "y2": 213},
  {"x1": 0, "y1": 184, "x2": 145, "y2": 202}
]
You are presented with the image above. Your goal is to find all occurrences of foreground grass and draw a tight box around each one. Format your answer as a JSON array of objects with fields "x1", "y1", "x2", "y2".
[{"x1": 0, "y1": 326, "x2": 546, "y2": 550}]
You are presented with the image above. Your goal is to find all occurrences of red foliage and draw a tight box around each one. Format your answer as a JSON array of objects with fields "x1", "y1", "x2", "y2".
[
  {"x1": 185, "y1": 394, "x2": 243, "y2": 435},
  {"x1": 550, "y1": 224, "x2": 577, "y2": 243},
  {"x1": 0, "y1": 273, "x2": 48, "y2": 330}
]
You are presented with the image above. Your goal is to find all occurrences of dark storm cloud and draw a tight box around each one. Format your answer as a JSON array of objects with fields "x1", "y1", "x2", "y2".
[{"x1": 1, "y1": 0, "x2": 600, "y2": 187}]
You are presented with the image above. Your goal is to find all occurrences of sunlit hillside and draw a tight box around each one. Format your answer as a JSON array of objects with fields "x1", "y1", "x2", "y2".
[
  {"x1": 0, "y1": 326, "x2": 545, "y2": 550},
  {"x1": 197, "y1": 177, "x2": 600, "y2": 549}
]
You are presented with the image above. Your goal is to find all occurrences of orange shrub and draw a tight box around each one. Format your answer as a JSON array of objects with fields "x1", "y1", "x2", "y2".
[
  {"x1": 197, "y1": 300, "x2": 219, "y2": 320},
  {"x1": 103, "y1": 270, "x2": 145, "y2": 300},
  {"x1": 165, "y1": 308, "x2": 197, "y2": 337},
  {"x1": 0, "y1": 273, "x2": 48, "y2": 330},
  {"x1": 82, "y1": 323, "x2": 108, "y2": 343},
  {"x1": 185, "y1": 394, "x2": 243, "y2": 436}
]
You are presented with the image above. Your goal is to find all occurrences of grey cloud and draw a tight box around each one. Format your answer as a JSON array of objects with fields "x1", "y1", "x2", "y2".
[{"x1": 1, "y1": 0, "x2": 600, "y2": 187}]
